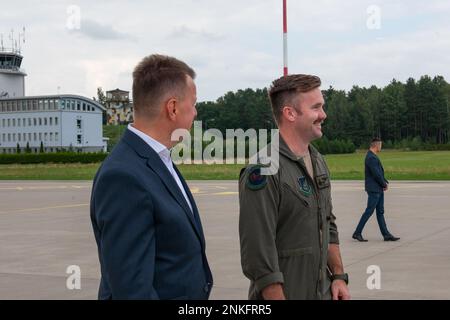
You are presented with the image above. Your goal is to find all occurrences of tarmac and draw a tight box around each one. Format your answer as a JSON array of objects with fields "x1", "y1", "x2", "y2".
[{"x1": 0, "y1": 180, "x2": 449, "y2": 300}]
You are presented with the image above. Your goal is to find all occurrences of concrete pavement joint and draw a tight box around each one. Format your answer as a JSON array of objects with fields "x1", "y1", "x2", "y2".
[{"x1": 345, "y1": 223, "x2": 450, "y2": 268}]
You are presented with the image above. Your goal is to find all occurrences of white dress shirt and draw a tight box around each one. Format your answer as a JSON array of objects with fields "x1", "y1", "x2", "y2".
[{"x1": 127, "y1": 124, "x2": 193, "y2": 212}]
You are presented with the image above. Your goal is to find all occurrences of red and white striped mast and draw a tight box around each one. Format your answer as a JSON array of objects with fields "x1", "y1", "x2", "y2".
[{"x1": 283, "y1": 0, "x2": 288, "y2": 76}]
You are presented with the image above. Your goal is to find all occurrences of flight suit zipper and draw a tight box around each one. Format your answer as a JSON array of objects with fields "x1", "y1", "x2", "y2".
[{"x1": 296, "y1": 159, "x2": 323, "y2": 299}]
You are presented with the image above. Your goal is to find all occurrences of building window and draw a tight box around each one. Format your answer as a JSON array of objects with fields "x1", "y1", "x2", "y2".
[
  {"x1": 50, "y1": 132, "x2": 53, "y2": 141},
  {"x1": 39, "y1": 133, "x2": 42, "y2": 141},
  {"x1": 83, "y1": 103, "x2": 86, "y2": 111},
  {"x1": 23, "y1": 118, "x2": 26, "y2": 126},
  {"x1": 34, "y1": 133, "x2": 37, "y2": 141},
  {"x1": 39, "y1": 118, "x2": 42, "y2": 126},
  {"x1": 13, "y1": 133, "x2": 16, "y2": 141},
  {"x1": 8, "y1": 134, "x2": 11, "y2": 142},
  {"x1": 7, "y1": 119, "x2": 10, "y2": 127},
  {"x1": 44, "y1": 118, "x2": 47, "y2": 126},
  {"x1": 55, "y1": 117, "x2": 58, "y2": 125},
  {"x1": 33, "y1": 118, "x2": 36, "y2": 126},
  {"x1": 28, "y1": 133, "x2": 31, "y2": 141},
  {"x1": 18, "y1": 134, "x2": 21, "y2": 142},
  {"x1": 50, "y1": 118, "x2": 53, "y2": 126},
  {"x1": 18, "y1": 118, "x2": 20, "y2": 127},
  {"x1": 77, "y1": 119, "x2": 82, "y2": 129},
  {"x1": 23, "y1": 133, "x2": 26, "y2": 141},
  {"x1": 55, "y1": 132, "x2": 59, "y2": 142},
  {"x1": 77, "y1": 103, "x2": 80, "y2": 111},
  {"x1": 77, "y1": 134, "x2": 82, "y2": 144},
  {"x1": 13, "y1": 119, "x2": 15, "y2": 127},
  {"x1": 2, "y1": 119, "x2": 4, "y2": 127},
  {"x1": 44, "y1": 133, "x2": 48, "y2": 141}
]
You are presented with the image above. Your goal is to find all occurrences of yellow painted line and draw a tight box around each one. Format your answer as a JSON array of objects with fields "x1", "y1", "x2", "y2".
[
  {"x1": 190, "y1": 187, "x2": 201, "y2": 194},
  {"x1": 0, "y1": 203, "x2": 89, "y2": 214},
  {"x1": 0, "y1": 185, "x2": 89, "y2": 191},
  {"x1": 214, "y1": 186, "x2": 228, "y2": 190},
  {"x1": 210, "y1": 192, "x2": 238, "y2": 196}
]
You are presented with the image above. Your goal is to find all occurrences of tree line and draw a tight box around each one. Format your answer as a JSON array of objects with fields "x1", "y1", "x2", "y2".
[{"x1": 196, "y1": 75, "x2": 450, "y2": 151}]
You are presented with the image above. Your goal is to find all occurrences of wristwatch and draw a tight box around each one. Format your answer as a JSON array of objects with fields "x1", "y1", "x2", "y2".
[{"x1": 331, "y1": 273, "x2": 349, "y2": 285}]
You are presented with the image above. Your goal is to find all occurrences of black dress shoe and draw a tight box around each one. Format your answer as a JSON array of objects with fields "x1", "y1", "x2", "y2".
[
  {"x1": 384, "y1": 235, "x2": 400, "y2": 241},
  {"x1": 352, "y1": 233, "x2": 368, "y2": 242}
]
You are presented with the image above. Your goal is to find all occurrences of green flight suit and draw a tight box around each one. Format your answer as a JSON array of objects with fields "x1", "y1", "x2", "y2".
[{"x1": 239, "y1": 136, "x2": 340, "y2": 300}]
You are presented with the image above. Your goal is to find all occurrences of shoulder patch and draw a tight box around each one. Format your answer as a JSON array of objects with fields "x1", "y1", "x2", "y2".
[{"x1": 245, "y1": 165, "x2": 268, "y2": 191}]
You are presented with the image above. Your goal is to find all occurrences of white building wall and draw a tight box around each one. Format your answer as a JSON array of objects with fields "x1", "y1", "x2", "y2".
[
  {"x1": 60, "y1": 111, "x2": 103, "y2": 149},
  {"x1": 0, "y1": 72, "x2": 25, "y2": 98},
  {"x1": 0, "y1": 111, "x2": 61, "y2": 149},
  {"x1": 0, "y1": 95, "x2": 105, "y2": 153}
]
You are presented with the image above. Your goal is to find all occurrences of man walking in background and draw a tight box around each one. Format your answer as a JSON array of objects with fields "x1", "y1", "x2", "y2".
[{"x1": 352, "y1": 138, "x2": 400, "y2": 242}]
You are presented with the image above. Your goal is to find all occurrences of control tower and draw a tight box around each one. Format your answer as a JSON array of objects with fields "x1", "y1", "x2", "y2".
[{"x1": 0, "y1": 29, "x2": 26, "y2": 98}]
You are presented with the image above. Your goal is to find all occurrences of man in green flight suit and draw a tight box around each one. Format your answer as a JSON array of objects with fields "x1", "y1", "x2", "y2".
[{"x1": 239, "y1": 74, "x2": 350, "y2": 300}]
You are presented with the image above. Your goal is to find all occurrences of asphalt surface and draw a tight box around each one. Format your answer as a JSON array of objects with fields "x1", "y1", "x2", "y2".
[{"x1": 0, "y1": 180, "x2": 449, "y2": 300}]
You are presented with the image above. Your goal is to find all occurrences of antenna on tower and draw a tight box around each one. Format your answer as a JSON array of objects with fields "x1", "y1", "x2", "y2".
[
  {"x1": 18, "y1": 26, "x2": 25, "y2": 53},
  {"x1": 10, "y1": 29, "x2": 14, "y2": 52}
]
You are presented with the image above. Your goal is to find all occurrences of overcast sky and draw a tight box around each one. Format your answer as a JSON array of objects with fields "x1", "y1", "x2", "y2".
[{"x1": 1, "y1": 0, "x2": 449, "y2": 102}]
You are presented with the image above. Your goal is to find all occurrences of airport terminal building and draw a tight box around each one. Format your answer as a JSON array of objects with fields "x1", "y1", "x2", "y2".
[
  {"x1": 0, "y1": 43, "x2": 107, "y2": 153},
  {"x1": 0, "y1": 95, "x2": 107, "y2": 153}
]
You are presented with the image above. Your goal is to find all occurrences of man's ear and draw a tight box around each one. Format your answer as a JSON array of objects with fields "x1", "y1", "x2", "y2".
[
  {"x1": 165, "y1": 98, "x2": 178, "y2": 120},
  {"x1": 281, "y1": 106, "x2": 296, "y2": 122}
]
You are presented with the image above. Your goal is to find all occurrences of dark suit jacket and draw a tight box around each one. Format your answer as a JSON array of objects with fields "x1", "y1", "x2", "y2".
[
  {"x1": 90, "y1": 129, "x2": 213, "y2": 299},
  {"x1": 364, "y1": 150, "x2": 388, "y2": 193}
]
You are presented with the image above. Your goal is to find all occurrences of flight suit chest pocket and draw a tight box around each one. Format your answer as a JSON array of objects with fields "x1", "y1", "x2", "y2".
[
  {"x1": 315, "y1": 174, "x2": 330, "y2": 190},
  {"x1": 315, "y1": 174, "x2": 332, "y2": 220}
]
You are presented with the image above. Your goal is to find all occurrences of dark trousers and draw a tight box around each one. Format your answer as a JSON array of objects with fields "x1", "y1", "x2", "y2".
[{"x1": 354, "y1": 192, "x2": 389, "y2": 236}]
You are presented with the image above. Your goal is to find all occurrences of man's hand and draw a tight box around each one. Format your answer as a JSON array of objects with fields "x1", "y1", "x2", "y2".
[
  {"x1": 331, "y1": 280, "x2": 351, "y2": 300},
  {"x1": 261, "y1": 283, "x2": 286, "y2": 300},
  {"x1": 383, "y1": 184, "x2": 388, "y2": 191}
]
